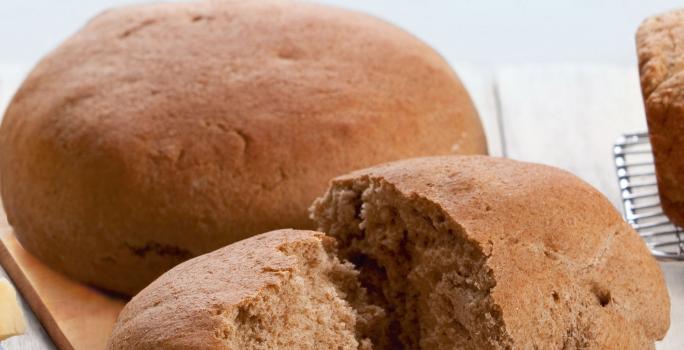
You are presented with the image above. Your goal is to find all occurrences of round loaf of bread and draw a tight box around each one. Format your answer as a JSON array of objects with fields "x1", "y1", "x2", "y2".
[
  {"x1": 107, "y1": 156, "x2": 669, "y2": 349},
  {"x1": 0, "y1": 1, "x2": 486, "y2": 295}
]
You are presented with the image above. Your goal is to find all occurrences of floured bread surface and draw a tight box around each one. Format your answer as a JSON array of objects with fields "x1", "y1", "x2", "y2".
[
  {"x1": 107, "y1": 229, "x2": 385, "y2": 350},
  {"x1": 312, "y1": 155, "x2": 670, "y2": 349}
]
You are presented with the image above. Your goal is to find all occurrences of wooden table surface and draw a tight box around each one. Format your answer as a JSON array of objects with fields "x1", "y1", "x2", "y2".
[{"x1": 0, "y1": 62, "x2": 682, "y2": 349}]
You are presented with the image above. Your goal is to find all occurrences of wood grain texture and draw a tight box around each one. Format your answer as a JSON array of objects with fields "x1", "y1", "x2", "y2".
[
  {"x1": 0, "y1": 230, "x2": 125, "y2": 350},
  {"x1": 496, "y1": 63, "x2": 648, "y2": 209}
]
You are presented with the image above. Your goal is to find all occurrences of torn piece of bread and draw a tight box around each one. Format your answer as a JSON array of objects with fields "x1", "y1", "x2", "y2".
[
  {"x1": 108, "y1": 156, "x2": 669, "y2": 349},
  {"x1": 311, "y1": 155, "x2": 669, "y2": 349},
  {"x1": 107, "y1": 229, "x2": 386, "y2": 350},
  {"x1": 0, "y1": 278, "x2": 26, "y2": 341}
]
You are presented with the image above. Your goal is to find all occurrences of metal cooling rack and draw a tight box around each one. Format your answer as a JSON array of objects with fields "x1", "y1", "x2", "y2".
[{"x1": 613, "y1": 132, "x2": 684, "y2": 261}]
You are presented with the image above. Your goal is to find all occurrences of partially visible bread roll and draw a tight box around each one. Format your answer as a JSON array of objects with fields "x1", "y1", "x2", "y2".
[
  {"x1": 0, "y1": 0, "x2": 486, "y2": 295},
  {"x1": 637, "y1": 10, "x2": 684, "y2": 226},
  {"x1": 108, "y1": 156, "x2": 669, "y2": 349}
]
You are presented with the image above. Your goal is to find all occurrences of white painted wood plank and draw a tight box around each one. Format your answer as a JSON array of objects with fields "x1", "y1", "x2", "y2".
[
  {"x1": 453, "y1": 62, "x2": 503, "y2": 157},
  {"x1": 495, "y1": 63, "x2": 681, "y2": 350},
  {"x1": 496, "y1": 63, "x2": 646, "y2": 207}
]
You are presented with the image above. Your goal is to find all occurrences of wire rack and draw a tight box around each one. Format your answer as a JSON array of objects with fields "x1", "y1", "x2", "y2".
[{"x1": 613, "y1": 132, "x2": 684, "y2": 261}]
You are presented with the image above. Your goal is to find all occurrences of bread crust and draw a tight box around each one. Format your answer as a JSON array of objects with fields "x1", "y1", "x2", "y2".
[
  {"x1": 637, "y1": 10, "x2": 684, "y2": 226},
  {"x1": 328, "y1": 155, "x2": 670, "y2": 348},
  {"x1": 106, "y1": 229, "x2": 328, "y2": 350},
  {"x1": 109, "y1": 157, "x2": 669, "y2": 349},
  {"x1": 0, "y1": 0, "x2": 486, "y2": 294}
]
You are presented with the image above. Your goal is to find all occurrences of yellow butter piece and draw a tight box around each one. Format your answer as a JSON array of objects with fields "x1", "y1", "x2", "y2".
[{"x1": 0, "y1": 278, "x2": 26, "y2": 341}]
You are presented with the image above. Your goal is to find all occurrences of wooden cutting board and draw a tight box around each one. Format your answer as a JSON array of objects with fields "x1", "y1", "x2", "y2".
[{"x1": 0, "y1": 228, "x2": 126, "y2": 350}]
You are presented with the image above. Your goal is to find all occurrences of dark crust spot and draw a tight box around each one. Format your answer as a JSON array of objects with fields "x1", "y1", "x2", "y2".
[
  {"x1": 191, "y1": 14, "x2": 214, "y2": 22},
  {"x1": 125, "y1": 241, "x2": 192, "y2": 259},
  {"x1": 119, "y1": 19, "x2": 157, "y2": 38},
  {"x1": 591, "y1": 283, "x2": 611, "y2": 307}
]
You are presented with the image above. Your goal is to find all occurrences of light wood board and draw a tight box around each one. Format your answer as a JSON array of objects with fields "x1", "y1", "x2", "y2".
[{"x1": 0, "y1": 229, "x2": 125, "y2": 350}]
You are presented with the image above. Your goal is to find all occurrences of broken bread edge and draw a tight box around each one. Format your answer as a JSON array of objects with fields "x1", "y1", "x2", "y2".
[
  {"x1": 311, "y1": 155, "x2": 670, "y2": 349},
  {"x1": 106, "y1": 229, "x2": 384, "y2": 350}
]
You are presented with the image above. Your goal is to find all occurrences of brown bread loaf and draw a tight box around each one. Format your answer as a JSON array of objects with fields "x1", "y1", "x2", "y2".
[
  {"x1": 0, "y1": 1, "x2": 486, "y2": 295},
  {"x1": 637, "y1": 10, "x2": 684, "y2": 227}
]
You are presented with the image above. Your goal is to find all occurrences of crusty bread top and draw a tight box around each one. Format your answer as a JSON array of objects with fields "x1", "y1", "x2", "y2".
[
  {"x1": 331, "y1": 155, "x2": 670, "y2": 347},
  {"x1": 108, "y1": 229, "x2": 325, "y2": 349},
  {"x1": 0, "y1": 0, "x2": 486, "y2": 295},
  {"x1": 637, "y1": 10, "x2": 684, "y2": 99}
]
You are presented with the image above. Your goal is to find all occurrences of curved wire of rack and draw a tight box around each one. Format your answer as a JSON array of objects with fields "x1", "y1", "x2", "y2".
[{"x1": 613, "y1": 132, "x2": 684, "y2": 261}]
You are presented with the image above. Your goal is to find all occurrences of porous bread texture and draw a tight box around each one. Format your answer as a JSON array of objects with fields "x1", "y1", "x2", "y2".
[
  {"x1": 107, "y1": 229, "x2": 386, "y2": 350},
  {"x1": 312, "y1": 178, "x2": 509, "y2": 349},
  {"x1": 0, "y1": 0, "x2": 487, "y2": 295},
  {"x1": 637, "y1": 9, "x2": 684, "y2": 226},
  {"x1": 222, "y1": 238, "x2": 380, "y2": 349},
  {"x1": 311, "y1": 155, "x2": 670, "y2": 349}
]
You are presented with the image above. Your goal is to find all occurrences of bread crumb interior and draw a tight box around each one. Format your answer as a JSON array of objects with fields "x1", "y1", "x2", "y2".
[
  {"x1": 221, "y1": 235, "x2": 385, "y2": 349},
  {"x1": 222, "y1": 176, "x2": 514, "y2": 349},
  {"x1": 312, "y1": 177, "x2": 514, "y2": 349}
]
